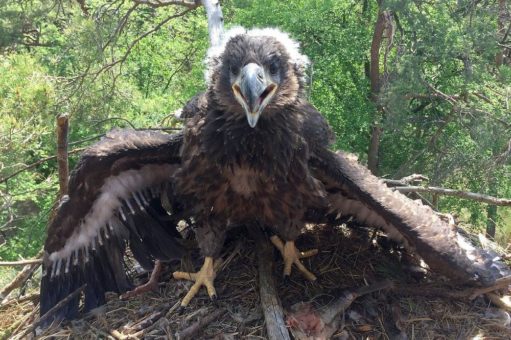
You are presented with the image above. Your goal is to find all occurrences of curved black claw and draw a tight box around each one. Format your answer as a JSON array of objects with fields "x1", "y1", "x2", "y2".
[
  {"x1": 283, "y1": 275, "x2": 291, "y2": 285},
  {"x1": 177, "y1": 305, "x2": 186, "y2": 315},
  {"x1": 210, "y1": 294, "x2": 218, "y2": 307}
]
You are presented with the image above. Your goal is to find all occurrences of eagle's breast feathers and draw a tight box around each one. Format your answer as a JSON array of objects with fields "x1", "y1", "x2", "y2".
[{"x1": 175, "y1": 102, "x2": 328, "y2": 230}]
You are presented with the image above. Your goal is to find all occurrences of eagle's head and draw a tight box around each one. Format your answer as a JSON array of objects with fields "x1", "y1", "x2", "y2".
[{"x1": 206, "y1": 27, "x2": 309, "y2": 128}]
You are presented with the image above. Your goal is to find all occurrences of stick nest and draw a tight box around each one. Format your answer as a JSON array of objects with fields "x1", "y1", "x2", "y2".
[{"x1": 1, "y1": 223, "x2": 510, "y2": 339}]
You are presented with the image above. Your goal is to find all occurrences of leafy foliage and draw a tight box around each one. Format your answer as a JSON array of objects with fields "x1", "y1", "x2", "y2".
[{"x1": 0, "y1": 0, "x2": 509, "y2": 262}]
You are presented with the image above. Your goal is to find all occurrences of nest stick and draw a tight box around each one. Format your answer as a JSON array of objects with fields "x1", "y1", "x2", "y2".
[
  {"x1": 14, "y1": 284, "x2": 86, "y2": 339},
  {"x1": 469, "y1": 276, "x2": 511, "y2": 300},
  {"x1": 252, "y1": 228, "x2": 291, "y2": 340},
  {"x1": 0, "y1": 249, "x2": 43, "y2": 301},
  {"x1": 321, "y1": 280, "x2": 393, "y2": 324},
  {"x1": 176, "y1": 308, "x2": 226, "y2": 339},
  {"x1": 394, "y1": 277, "x2": 511, "y2": 301}
]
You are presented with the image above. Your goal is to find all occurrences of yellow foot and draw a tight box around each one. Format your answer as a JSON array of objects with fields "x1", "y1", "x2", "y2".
[
  {"x1": 120, "y1": 260, "x2": 163, "y2": 300},
  {"x1": 270, "y1": 236, "x2": 318, "y2": 281},
  {"x1": 172, "y1": 256, "x2": 219, "y2": 307}
]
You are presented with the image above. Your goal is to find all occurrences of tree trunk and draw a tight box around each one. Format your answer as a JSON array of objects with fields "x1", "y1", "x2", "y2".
[
  {"x1": 367, "y1": 124, "x2": 382, "y2": 174},
  {"x1": 367, "y1": 10, "x2": 386, "y2": 175},
  {"x1": 56, "y1": 114, "x2": 69, "y2": 198},
  {"x1": 486, "y1": 204, "x2": 497, "y2": 239},
  {"x1": 496, "y1": 0, "x2": 509, "y2": 67}
]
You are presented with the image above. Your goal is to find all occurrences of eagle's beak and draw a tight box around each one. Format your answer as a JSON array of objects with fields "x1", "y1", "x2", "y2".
[{"x1": 232, "y1": 63, "x2": 277, "y2": 128}]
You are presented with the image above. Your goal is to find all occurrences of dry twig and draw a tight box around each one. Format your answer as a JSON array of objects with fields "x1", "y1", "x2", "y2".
[
  {"x1": 13, "y1": 284, "x2": 86, "y2": 339},
  {"x1": 0, "y1": 259, "x2": 42, "y2": 267},
  {"x1": 393, "y1": 277, "x2": 511, "y2": 301},
  {"x1": 176, "y1": 308, "x2": 226, "y2": 339},
  {"x1": 0, "y1": 148, "x2": 85, "y2": 184},
  {"x1": 0, "y1": 250, "x2": 43, "y2": 301}
]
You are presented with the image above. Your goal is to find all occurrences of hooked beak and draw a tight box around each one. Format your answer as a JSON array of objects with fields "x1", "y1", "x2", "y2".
[{"x1": 232, "y1": 63, "x2": 278, "y2": 128}]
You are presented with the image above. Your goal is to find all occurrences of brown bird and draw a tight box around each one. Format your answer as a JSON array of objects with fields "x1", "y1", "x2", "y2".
[
  {"x1": 171, "y1": 27, "x2": 335, "y2": 305},
  {"x1": 40, "y1": 27, "x2": 509, "y2": 324}
]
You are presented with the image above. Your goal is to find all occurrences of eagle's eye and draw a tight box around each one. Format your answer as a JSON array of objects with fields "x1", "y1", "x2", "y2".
[
  {"x1": 269, "y1": 61, "x2": 279, "y2": 76},
  {"x1": 230, "y1": 65, "x2": 240, "y2": 76}
]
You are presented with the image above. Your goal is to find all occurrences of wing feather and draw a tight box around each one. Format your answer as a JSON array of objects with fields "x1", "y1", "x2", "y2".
[
  {"x1": 309, "y1": 147, "x2": 510, "y2": 285},
  {"x1": 41, "y1": 129, "x2": 186, "y2": 323}
]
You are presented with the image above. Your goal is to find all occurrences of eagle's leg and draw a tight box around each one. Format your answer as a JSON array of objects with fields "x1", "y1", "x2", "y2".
[
  {"x1": 120, "y1": 260, "x2": 163, "y2": 299},
  {"x1": 172, "y1": 221, "x2": 225, "y2": 307},
  {"x1": 270, "y1": 235, "x2": 318, "y2": 281},
  {"x1": 173, "y1": 256, "x2": 221, "y2": 306}
]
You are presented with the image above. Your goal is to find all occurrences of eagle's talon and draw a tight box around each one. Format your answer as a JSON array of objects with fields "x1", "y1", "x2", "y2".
[
  {"x1": 119, "y1": 260, "x2": 163, "y2": 300},
  {"x1": 270, "y1": 236, "x2": 318, "y2": 281},
  {"x1": 211, "y1": 294, "x2": 219, "y2": 307},
  {"x1": 177, "y1": 306, "x2": 186, "y2": 315},
  {"x1": 173, "y1": 256, "x2": 218, "y2": 307}
]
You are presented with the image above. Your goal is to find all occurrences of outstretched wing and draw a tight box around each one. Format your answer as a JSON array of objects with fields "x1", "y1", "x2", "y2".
[
  {"x1": 308, "y1": 147, "x2": 510, "y2": 286},
  {"x1": 41, "y1": 129, "x2": 186, "y2": 322},
  {"x1": 297, "y1": 101, "x2": 509, "y2": 286}
]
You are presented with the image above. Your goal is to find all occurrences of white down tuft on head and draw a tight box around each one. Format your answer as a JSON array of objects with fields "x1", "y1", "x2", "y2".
[{"x1": 205, "y1": 27, "x2": 310, "y2": 85}]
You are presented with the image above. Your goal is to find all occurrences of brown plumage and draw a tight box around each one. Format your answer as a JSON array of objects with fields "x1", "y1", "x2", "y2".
[
  {"x1": 169, "y1": 29, "x2": 336, "y2": 303},
  {"x1": 40, "y1": 27, "x2": 509, "y2": 324},
  {"x1": 176, "y1": 74, "x2": 329, "y2": 255}
]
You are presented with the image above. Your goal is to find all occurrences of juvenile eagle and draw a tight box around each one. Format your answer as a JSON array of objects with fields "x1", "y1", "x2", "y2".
[
  {"x1": 40, "y1": 27, "x2": 509, "y2": 323},
  {"x1": 171, "y1": 27, "x2": 334, "y2": 305}
]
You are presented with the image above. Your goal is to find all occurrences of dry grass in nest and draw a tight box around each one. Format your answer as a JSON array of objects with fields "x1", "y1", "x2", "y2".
[{"x1": 1, "y1": 223, "x2": 510, "y2": 339}]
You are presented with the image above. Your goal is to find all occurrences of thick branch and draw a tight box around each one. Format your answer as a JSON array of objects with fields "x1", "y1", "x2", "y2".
[
  {"x1": 393, "y1": 185, "x2": 511, "y2": 206},
  {"x1": 370, "y1": 11, "x2": 385, "y2": 96},
  {"x1": 383, "y1": 174, "x2": 429, "y2": 186},
  {"x1": 75, "y1": 0, "x2": 90, "y2": 16},
  {"x1": 201, "y1": 0, "x2": 224, "y2": 47},
  {"x1": 367, "y1": 10, "x2": 389, "y2": 175},
  {"x1": 252, "y1": 228, "x2": 291, "y2": 340}
]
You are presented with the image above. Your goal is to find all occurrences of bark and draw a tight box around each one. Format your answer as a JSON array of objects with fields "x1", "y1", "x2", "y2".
[
  {"x1": 252, "y1": 228, "x2": 291, "y2": 340},
  {"x1": 496, "y1": 0, "x2": 509, "y2": 67},
  {"x1": 201, "y1": 0, "x2": 224, "y2": 48},
  {"x1": 486, "y1": 201, "x2": 498, "y2": 238},
  {"x1": 367, "y1": 10, "x2": 387, "y2": 175},
  {"x1": 75, "y1": 0, "x2": 89, "y2": 16},
  {"x1": 176, "y1": 308, "x2": 226, "y2": 339},
  {"x1": 56, "y1": 114, "x2": 69, "y2": 197},
  {"x1": 368, "y1": 124, "x2": 383, "y2": 174}
]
